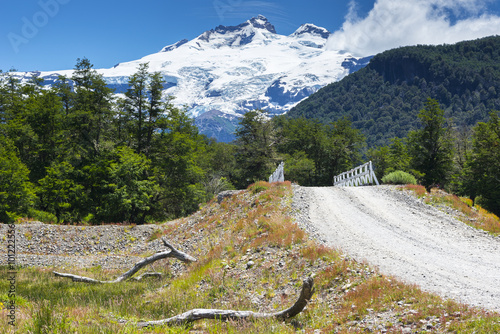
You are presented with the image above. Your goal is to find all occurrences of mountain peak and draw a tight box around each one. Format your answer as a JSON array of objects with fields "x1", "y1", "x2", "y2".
[
  {"x1": 211, "y1": 15, "x2": 276, "y2": 35},
  {"x1": 248, "y1": 15, "x2": 276, "y2": 33},
  {"x1": 197, "y1": 15, "x2": 276, "y2": 46},
  {"x1": 292, "y1": 24, "x2": 330, "y2": 39}
]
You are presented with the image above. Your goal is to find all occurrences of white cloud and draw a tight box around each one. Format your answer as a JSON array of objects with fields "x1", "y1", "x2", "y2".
[{"x1": 327, "y1": 0, "x2": 500, "y2": 56}]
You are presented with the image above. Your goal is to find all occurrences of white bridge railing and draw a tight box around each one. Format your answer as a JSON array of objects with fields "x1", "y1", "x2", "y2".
[
  {"x1": 334, "y1": 161, "x2": 379, "y2": 187},
  {"x1": 269, "y1": 162, "x2": 285, "y2": 183}
]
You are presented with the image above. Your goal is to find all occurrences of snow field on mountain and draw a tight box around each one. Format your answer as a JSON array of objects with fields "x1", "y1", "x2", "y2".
[{"x1": 22, "y1": 16, "x2": 366, "y2": 119}]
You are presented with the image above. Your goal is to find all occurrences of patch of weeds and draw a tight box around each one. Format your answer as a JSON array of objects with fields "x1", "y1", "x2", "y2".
[
  {"x1": 401, "y1": 185, "x2": 500, "y2": 235},
  {"x1": 24, "y1": 230, "x2": 33, "y2": 241},
  {"x1": 31, "y1": 300, "x2": 55, "y2": 334},
  {"x1": 402, "y1": 184, "x2": 427, "y2": 197},
  {"x1": 315, "y1": 262, "x2": 350, "y2": 290},
  {"x1": 424, "y1": 188, "x2": 500, "y2": 235},
  {"x1": 300, "y1": 243, "x2": 337, "y2": 263},
  {"x1": 430, "y1": 189, "x2": 472, "y2": 213},
  {"x1": 147, "y1": 229, "x2": 163, "y2": 242},
  {"x1": 448, "y1": 315, "x2": 500, "y2": 333},
  {"x1": 461, "y1": 197, "x2": 473, "y2": 207},
  {"x1": 474, "y1": 206, "x2": 500, "y2": 235},
  {"x1": 248, "y1": 181, "x2": 270, "y2": 194}
]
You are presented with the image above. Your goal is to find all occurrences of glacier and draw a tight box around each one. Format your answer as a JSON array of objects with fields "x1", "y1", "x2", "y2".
[{"x1": 13, "y1": 15, "x2": 372, "y2": 142}]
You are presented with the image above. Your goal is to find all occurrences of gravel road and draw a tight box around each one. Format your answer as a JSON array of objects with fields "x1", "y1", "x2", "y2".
[{"x1": 293, "y1": 185, "x2": 500, "y2": 312}]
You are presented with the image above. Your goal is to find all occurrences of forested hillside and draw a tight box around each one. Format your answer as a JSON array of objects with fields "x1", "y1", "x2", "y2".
[
  {"x1": 1, "y1": 59, "x2": 366, "y2": 224},
  {"x1": 289, "y1": 35, "x2": 500, "y2": 147}
]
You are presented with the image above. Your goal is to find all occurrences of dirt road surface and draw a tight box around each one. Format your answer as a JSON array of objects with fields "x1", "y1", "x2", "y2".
[{"x1": 294, "y1": 185, "x2": 500, "y2": 312}]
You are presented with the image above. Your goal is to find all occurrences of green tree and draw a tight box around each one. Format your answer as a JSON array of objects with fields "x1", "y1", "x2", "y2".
[
  {"x1": 124, "y1": 63, "x2": 149, "y2": 154},
  {"x1": 327, "y1": 117, "x2": 365, "y2": 180},
  {"x1": 37, "y1": 161, "x2": 84, "y2": 223},
  {"x1": 408, "y1": 98, "x2": 454, "y2": 189},
  {"x1": 368, "y1": 137, "x2": 412, "y2": 180},
  {"x1": 446, "y1": 124, "x2": 474, "y2": 194},
  {"x1": 123, "y1": 63, "x2": 168, "y2": 157},
  {"x1": 235, "y1": 110, "x2": 277, "y2": 187},
  {"x1": 282, "y1": 151, "x2": 315, "y2": 185},
  {"x1": 151, "y1": 107, "x2": 207, "y2": 219},
  {"x1": 367, "y1": 145, "x2": 390, "y2": 180},
  {"x1": 465, "y1": 111, "x2": 500, "y2": 215},
  {"x1": 274, "y1": 117, "x2": 326, "y2": 185},
  {"x1": 0, "y1": 136, "x2": 36, "y2": 222},
  {"x1": 201, "y1": 140, "x2": 237, "y2": 199},
  {"x1": 0, "y1": 72, "x2": 38, "y2": 171},
  {"x1": 146, "y1": 72, "x2": 167, "y2": 156},
  {"x1": 99, "y1": 147, "x2": 160, "y2": 224},
  {"x1": 274, "y1": 116, "x2": 364, "y2": 185},
  {"x1": 24, "y1": 90, "x2": 65, "y2": 180},
  {"x1": 69, "y1": 57, "x2": 114, "y2": 159},
  {"x1": 53, "y1": 75, "x2": 74, "y2": 116}
]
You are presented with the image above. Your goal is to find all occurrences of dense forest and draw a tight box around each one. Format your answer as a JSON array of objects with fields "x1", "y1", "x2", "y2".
[
  {"x1": 0, "y1": 59, "x2": 365, "y2": 224},
  {"x1": 289, "y1": 35, "x2": 500, "y2": 147}
]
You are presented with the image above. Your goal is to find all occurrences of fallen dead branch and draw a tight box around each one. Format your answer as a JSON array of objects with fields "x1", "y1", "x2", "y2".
[
  {"x1": 53, "y1": 239, "x2": 196, "y2": 283},
  {"x1": 137, "y1": 276, "x2": 314, "y2": 328},
  {"x1": 131, "y1": 272, "x2": 163, "y2": 281}
]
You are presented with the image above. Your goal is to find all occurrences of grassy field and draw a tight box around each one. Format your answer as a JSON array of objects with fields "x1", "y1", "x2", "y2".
[{"x1": 1, "y1": 182, "x2": 499, "y2": 333}]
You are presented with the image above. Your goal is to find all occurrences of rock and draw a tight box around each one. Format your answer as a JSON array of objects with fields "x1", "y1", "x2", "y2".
[
  {"x1": 246, "y1": 260, "x2": 255, "y2": 269},
  {"x1": 216, "y1": 190, "x2": 242, "y2": 204}
]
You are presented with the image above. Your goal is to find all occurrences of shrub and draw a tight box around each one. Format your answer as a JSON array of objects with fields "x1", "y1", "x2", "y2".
[
  {"x1": 248, "y1": 181, "x2": 270, "y2": 194},
  {"x1": 382, "y1": 170, "x2": 417, "y2": 185},
  {"x1": 27, "y1": 209, "x2": 57, "y2": 224}
]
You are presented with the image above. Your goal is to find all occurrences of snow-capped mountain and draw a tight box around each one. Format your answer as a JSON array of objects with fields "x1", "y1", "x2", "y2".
[{"x1": 15, "y1": 15, "x2": 372, "y2": 142}]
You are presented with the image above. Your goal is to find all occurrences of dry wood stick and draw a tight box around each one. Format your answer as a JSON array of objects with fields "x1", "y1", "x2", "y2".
[
  {"x1": 53, "y1": 239, "x2": 196, "y2": 283},
  {"x1": 137, "y1": 276, "x2": 314, "y2": 328}
]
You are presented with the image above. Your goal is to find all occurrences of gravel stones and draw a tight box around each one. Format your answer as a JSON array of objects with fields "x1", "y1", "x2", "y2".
[{"x1": 0, "y1": 222, "x2": 163, "y2": 269}]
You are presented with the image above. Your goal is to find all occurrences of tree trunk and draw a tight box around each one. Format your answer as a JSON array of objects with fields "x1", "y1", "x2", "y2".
[{"x1": 137, "y1": 276, "x2": 314, "y2": 328}]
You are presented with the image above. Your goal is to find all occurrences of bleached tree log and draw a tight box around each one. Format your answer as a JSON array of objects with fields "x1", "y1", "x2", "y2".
[
  {"x1": 137, "y1": 276, "x2": 314, "y2": 328},
  {"x1": 53, "y1": 239, "x2": 196, "y2": 283},
  {"x1": 131, "y1": 272, "x2": 163, "y2": 281}
]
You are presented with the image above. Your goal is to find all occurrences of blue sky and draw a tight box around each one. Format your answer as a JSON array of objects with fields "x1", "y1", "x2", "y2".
[{"x1": 2, "y1": 0, "x2": 500, "y2": 72}]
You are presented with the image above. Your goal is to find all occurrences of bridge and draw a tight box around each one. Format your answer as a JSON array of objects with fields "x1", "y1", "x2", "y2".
[{"x1": 333, "y1": 161, "x2": 379, "y2": 187}]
